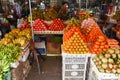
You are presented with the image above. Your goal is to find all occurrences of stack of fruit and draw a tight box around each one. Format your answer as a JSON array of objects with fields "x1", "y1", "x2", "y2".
[
  {"x1": 89, "y1": 36, "x2": 109, "y2": 54},
  {"x1": 44, "y1": 7, "x2": 58, "y2": 21},
  {"x1": 32, "y1": 8, "x2": 44, "y2": 20},
  {"x1": 62, "y1": 26, "x2": 89, "y2": 54},
  {"x1": 0, "y1": 28, "x2": 31, "y2": 47},
  {"x1": 19, "y1": 21, "x2": 31, "y2": 30},
  {"x1": 48, "y1": 18, "x2": 65, "y2": 31},
  {"x1": 107, "y1": 39, "x2": 120, "y2": 49},
  {"x1": 93, "y1": 48, "x2": 120, "y2": 74},
  {"x1": 86, "y1": 26, "x2": 106, "y2": 43},
  {"x1": 64, "y1": 17, "x2": 80, "y2": 33},
  {"x1": 79, "y1": 11, "x2": 93, "y2": 24},
  {"x1": 33, "y1": 19, "x2": 48, "y2": 31},
  {"x1": 81, "y1": 18, "x2": 97, "y2": 36},
  {"x1": 0, "y1": 43, "x2": 22, "y2": 80}
]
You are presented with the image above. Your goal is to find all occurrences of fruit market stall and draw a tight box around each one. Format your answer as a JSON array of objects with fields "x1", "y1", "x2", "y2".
[
  {"x1": 60, "y1": 15, "x2": 120, "y2": 79},
  {"x1": 0, "y1": 26, "x2": 32, "y2": 80},
  {"x1": 26, "y1": 0, "x2": 120, "y2": 79}
]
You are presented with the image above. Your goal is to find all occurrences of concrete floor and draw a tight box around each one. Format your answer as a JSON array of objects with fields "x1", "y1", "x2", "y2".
[{"x1": 26, "y1": 56, "x2": 62, "y2": 80}]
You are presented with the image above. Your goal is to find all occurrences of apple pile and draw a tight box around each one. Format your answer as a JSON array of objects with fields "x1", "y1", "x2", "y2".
[
  {"x1": 33, "y1": 19, "x2": 48, "y2": 31},
  {"x1": 20, "y1": 21, "x2": 31, "y2": 30},
  {"x1": 48, "y1": 18, "x2": 65, "y2": 31},
  {"x1": 62, "y1": 27, "x2": 89, "y2": 54}
]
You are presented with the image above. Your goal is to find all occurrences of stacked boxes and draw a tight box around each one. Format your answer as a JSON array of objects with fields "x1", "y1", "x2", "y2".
[{"x1": 62, "y1": 53, "x2": 90, "y2": 80}]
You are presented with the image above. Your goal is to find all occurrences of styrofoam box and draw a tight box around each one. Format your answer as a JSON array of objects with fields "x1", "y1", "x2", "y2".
[
  {"x1": 21, "y1": 48, "x2": 30, "y2": 62},
  {"x1": 11, "y1": 61, "x2": 20, "y2": 68},
  {"x1": 10, "y1": 55, "x2": 22, "y2": 68},
  {"x1": 35, "y1": 41, "x2": 46, "y2": 48},
  {"x1": 21, "y1": 42, "x2": 30, "y2": 50},
  {"x1": 89, "y1": 58, "x2": 120, "y2": 80},
  {"x1": 62, "y1": 53, "x2": 91, "y2": 80}
]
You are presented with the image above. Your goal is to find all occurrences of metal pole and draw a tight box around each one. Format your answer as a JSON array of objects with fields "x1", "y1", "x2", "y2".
[
  {"x1": 29, "y1": 0, "x2": 41, "y2": 75},
  {"x1": 86, "y1": 0, "x2": 88, "y2": 10},
  {"x1": 28, "y1": 0, "x2": 34, "y2": 41},
  {"x1": 79, "y1": 0, "x2": 81, "y2": 11}
]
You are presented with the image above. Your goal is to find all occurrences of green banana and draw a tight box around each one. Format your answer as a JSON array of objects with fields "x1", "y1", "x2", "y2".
[{"x1": 0, "y1": 60, "x2": 10, "y2": 72}]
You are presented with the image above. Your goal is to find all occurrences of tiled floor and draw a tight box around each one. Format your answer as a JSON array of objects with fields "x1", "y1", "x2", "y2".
[{"x1": 26, "y1": 56, "x2": 62, "y2": 80}]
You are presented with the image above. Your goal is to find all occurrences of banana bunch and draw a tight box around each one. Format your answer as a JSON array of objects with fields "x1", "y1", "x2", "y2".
[
  {"x1": 18, "y1": 28, "x2": 32, "y2": 40},
  {"x1": 0, "y1": 38, "x2": 12, "y2": 45},
  {"x1": 11, "y1": 28, "x2": 20, "y2": 34},
  {"x1": 0, "y1": 60, "x2": 10, "y2": 80},
  {"x1": 13, "y1": 36, "x2": 28, "y2": 47},
  {"x1": 0, "y1": 43, "x2": 22, "y2": 63},
  {"x1": 70, "y1": 17, "x2": 80, "y2": 27}
]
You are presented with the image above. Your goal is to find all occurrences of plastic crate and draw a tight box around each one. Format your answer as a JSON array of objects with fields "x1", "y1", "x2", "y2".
[
  {"x1": 89, "y1": 58, "x2": 120, "y2": 80},
  {"x1": 62, "y1": 53, "x2": 90, "y2": 80},
  {"x1": 62, "y1": 53, "x2": 91, "y2": 64}
]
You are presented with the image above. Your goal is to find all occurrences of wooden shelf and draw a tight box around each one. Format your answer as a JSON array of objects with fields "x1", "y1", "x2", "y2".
[
  {"x1": 47, "y1": 54, "x2": 61, "y2": 56},
  {"x1": 34, "y1": 31, "x2": 63, "y2": 35}
]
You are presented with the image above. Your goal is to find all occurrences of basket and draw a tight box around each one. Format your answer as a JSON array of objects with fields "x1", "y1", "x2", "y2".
[
  {"x1": 62, "y1": 53, "x2": 90, "y2": 80},
  {"x1": 89, "y1": 58, "x2": 120, "y2": 80}
]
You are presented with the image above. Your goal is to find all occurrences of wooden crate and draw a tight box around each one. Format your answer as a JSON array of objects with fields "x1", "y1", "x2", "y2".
[{"x1": 46, "y1": 42, "x2": 61, "y2": 54}]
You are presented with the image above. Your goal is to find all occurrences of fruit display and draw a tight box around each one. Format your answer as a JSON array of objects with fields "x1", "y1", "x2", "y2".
[
  {"x1": 85, "y1": 26, "x2": 106, "y2": 43},
  {"x1": 0, "y1": 43, "x2": 22, "y2": 80},
  {"x1": 32, "y1": 8, "x2": 44, "y2": 20},
  {"x1": 48, "y1": 18, "x2": 65, "y2": 31},
  {"x1": 63, "y1": 26, "x2": 86, "y2": 42},
  {"x1": 0, "y1": 60, "x2": 10, "y2": 80},
  {"x1": 112, "y1": 10, "x2": 120, "y2": 21},
  {"x1": 18, "y1": 28, "x2": 32, "y2": 41},
  {"x1": 0, "y1": 28, "x2": 31, "y2": 47},
  {"x1": 107, "y1": 39, "x2": 120, "y2": 49},
  {"x1": 19, "y1": 21, "x2": 31, "y2": 30},
  {"x1": 89, "y1": 36, "x2": 109, "y2": 54},
  {"x1": 64, "y1": 17, "x2": 80, "y2": 33},
  {"x1": 13, "y1": 36, "x2": 28, "y2": 47},
  {"x1": 43, "y1": 7, "x2": 58, "y2": 21},
  {"x1": 93, "y1": 48, "x2": 120, "y2": 74},
  {"x1": 62, "y1": 26, "x2": 89, "y2": 54},
  {"x1": 81, "y1": 18, "x2": 97, "y2": 36},
  {"x1": 33, "y1": 19, "x2": 48, "y2": 31},
  {"x1": 0, "y1": 44, "x2": 22, "y2": 62},
  {"x1": 0, "y1": 37, "x2": 12, "y2": 45},
  {"x1": 79, "y1": 11, "x2": 93, "y2": 24}
]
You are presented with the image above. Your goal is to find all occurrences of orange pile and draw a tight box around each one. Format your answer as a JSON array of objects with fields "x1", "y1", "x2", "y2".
[
  {"x1": 89, "y1": 36, "x2": 109, "y2": 54},
  {"x1": 62, "y1": 26, "x2": 89, "y2": 54}
]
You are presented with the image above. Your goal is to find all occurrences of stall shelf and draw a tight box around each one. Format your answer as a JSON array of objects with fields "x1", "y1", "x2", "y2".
[{"x1": 34, "y1": 31, "x2": 63, "y2": 35}]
